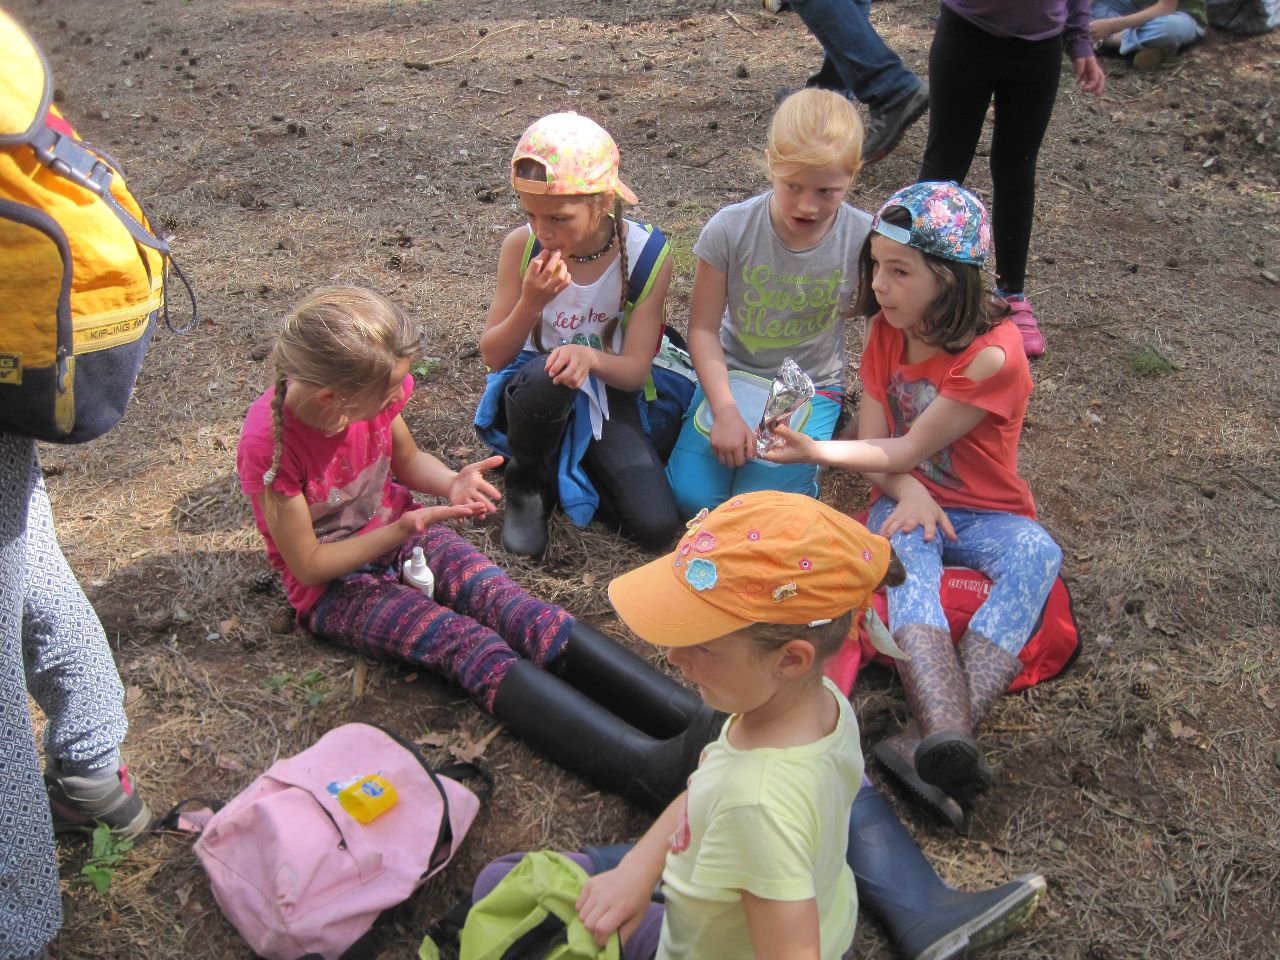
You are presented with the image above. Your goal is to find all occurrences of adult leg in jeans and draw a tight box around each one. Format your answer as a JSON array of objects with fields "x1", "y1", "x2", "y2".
[
  {"x1": 585, "y1": 387, "x2": 682, "y2": 551},
  {"x1": 790, "y1": 0, "x2": 920, "y2": 113},
  {"x1": 0, "y1": 435, "x2": 61, "y2": 959}
]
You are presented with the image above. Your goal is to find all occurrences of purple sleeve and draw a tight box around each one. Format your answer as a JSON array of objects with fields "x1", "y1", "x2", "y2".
[{"x1": 1063, "y1": 0, "x2": 1095, "y2": 60}]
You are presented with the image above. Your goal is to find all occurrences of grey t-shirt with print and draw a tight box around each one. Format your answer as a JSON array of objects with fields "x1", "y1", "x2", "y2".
[{"x1": 694, "y1": 191, "x2": 871, "y2": 390}]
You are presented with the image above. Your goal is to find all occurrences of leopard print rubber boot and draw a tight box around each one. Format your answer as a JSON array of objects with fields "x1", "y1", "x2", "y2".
[
  {"x1": 872, "y1": 728, "x2": 966, "y2": 830},
  {"x1": 947, "y1": 629, "x2": 1026, "y2": 800},
  {"x1": 894, "y1": 623, "x2": 983, "y2": 796}
]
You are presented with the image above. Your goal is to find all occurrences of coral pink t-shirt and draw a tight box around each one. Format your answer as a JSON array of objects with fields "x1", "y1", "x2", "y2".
[
  {"x1": 859, "y1": 316, "x2": 1036, "y2": 518},
  {"x1": 237, "y1": 375, "x2": 417, "y2": 616}
]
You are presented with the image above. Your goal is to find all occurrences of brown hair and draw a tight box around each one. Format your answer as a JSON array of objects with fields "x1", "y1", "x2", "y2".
[
  {"x1": 852, "y1": 207, "x2": 1007, "y2": 353},
  {"x1": 513, "y1": 157, "x2": 630, "y2": 327},
  {"x1": 262, "y1": 286, "x2": 423, "y2": 494}
]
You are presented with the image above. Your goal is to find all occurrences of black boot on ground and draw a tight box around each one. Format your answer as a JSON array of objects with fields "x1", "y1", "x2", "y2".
[
  {"x1": 491, "y1": 660, "x2": 716, "y2": 813},
  {"x1": 848, "y1": 783, "x2": 1046, "y2": 960},
  {"x1": 555, "y1": 620, "x2": 721, "y2": 740},
  {"x1": 500, "y1": 386, "x2": 568, "y2": 559}
]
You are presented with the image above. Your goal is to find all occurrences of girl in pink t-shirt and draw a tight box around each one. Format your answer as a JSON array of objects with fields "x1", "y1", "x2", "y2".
[
  {"x1": 237, "y1": 286, "x2": 721, "y2": 811},
  {"x1": 764, "y1": 183, "x2": 1062, "y2": 825}
]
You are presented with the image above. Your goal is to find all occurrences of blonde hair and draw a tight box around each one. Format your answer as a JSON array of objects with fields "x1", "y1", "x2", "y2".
[
  {"x1": 262, "y1": 286, "x2": 423, "y2": 492},
  {"x1": 766, "y1": 88, "x2": 864, "y2": 179},
  {"x1": 513, "y1": 156, "x2": 630, "y2": 324}
]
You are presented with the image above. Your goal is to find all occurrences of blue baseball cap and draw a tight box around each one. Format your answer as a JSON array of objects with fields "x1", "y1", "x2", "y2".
[{"x1": 871, "y1": 181, "x2": 991, "y2": 267}]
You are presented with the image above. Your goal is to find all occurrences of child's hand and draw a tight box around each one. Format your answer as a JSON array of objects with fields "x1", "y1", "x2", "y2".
[
  {"x1": 545, "y1": 344, "x2": 596, "y2": 390},
  {"x1": 1073, "y1": 54, "x2": 1106, "y2": 96},
  {"x1": 397, "y1": 503, "x2": 485, "y2": 537},
  {"x1": 576, "y1": 865, "x2": 652, "y2": 948},
  {"x1": 1089, "y1": 18, "x2": 1117, "y2": 42},
  {"x1": 520, "y1": 249, "x2": 572, "y2": 309},
  {"x1": 758, "y1": 425, "x2": 819, "y2": 465},
  {"x1": 710, "y1": 407, "x2": 756, "y2": 468},
  {"x1": 879, "y1": 486, "x2": 957, "y2": 543},
  {"x1": 448, "y1": 455, "x2": 503, "y2": 514}
]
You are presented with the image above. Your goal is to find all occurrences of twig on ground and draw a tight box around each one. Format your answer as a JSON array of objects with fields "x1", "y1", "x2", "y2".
[{"x1": 404, "y1": 24, "x2": 520, "y2": 70}]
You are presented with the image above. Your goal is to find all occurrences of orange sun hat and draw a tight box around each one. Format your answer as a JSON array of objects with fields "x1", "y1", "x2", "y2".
[{"x1": 608, "y1": 491, "x2": 891, "y2": 648}]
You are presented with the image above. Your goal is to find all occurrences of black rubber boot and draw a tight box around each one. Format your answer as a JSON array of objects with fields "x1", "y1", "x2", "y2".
[
  {"x1": 500, "y1": 385, "x2": 569, "y2": 559},
  {"x1": 555, "y1": 620, "x2": 721, "y2": 740},
  {"x1": 848, "y1": 783, "x2": 1047, "y2": 960},
  {"x1": 491, "y1": 661, "x2": 713, "y2": 813}
]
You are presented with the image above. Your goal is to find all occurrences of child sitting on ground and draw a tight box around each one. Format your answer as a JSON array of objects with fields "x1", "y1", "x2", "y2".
[
  {"x1": 1090, "y1": 0, "x2": 1206, "y2": 70},
  {"x1": 665, "y1": 88, "x2": 872, "y2": 518}
]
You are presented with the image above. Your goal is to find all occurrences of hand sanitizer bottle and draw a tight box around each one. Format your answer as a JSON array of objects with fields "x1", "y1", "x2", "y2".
[{"x1": 402, "y1": 546, "x2": 434, "y2": 597}]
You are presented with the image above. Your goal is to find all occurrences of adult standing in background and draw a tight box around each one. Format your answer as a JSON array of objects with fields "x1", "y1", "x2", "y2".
[
  {"x1": 779, "y1": 0, "x2": 931, "y2": 163},
  {"x1": 916, "y1": 0, "x2": 1106, "y2": 357}
]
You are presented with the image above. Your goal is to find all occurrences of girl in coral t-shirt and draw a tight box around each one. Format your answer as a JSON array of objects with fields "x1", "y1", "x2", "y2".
[{"x1": 765, "y1": 182, "x2": 1063, "y2": 822}]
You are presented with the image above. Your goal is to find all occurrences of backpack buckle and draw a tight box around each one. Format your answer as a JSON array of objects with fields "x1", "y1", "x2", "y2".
[{"x1": 32, "y1": 127, "x2": 105, "y2": 196}]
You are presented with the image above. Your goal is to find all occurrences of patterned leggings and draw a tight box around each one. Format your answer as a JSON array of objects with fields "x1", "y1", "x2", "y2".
[
  {"x1": 303, "y1": 524, "x2": 573, "y2": 711},
  {"x1": 1, "y1": 433, "x2": 131, "y2": 959}
]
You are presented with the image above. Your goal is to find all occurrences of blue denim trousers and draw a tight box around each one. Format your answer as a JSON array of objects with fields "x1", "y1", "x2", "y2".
[
  {"x1": 790, "y1": 0, "x2": 921, "y2": 113},
  {"x1": 1091, "y1": 0, "x2": 1204, "y2": 53},
  {"x1": 868, "y1": 497, "x2": 1062, "y2": 655}
]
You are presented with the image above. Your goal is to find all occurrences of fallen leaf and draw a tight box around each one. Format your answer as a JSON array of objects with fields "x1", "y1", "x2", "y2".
[
  {"x1": 174, "y1": 881, "x2": 193, "y2": 909},
  {"x1": 404, "y1": 672, "x2": 418, "y2": 683},
  {"x1": 450, "y1": 446, "x2": 474, "y2": 459},
  {"x1": 218, "y1": 614, "x2": 239, "y2": 635},
  {"x1": 449, "y1": 725, "x2": 502, "y2": 763},
  {"x1": 414, "y1": 731, "x2": 451, "y2": 748},
  {"x1": 1105, "y1": 595, "x2": 1126, "y2": 618},
  {"x1": 352, "y1": 660, "x2": 367, "y2": 701},
  {"x1": 216, "y1": 753, "x2": 245, "y2": 772},
  {"x1": 582, "y1": 573, "x2": 597, "y2": 587},
  {"x1": 125, "y1": 685, "x2": 144, "y2": 706}
]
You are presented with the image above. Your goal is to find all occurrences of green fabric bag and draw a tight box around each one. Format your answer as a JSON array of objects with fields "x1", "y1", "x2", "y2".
[{"x1": 421, "y1": 851, "x2": 620, "y2": 960}]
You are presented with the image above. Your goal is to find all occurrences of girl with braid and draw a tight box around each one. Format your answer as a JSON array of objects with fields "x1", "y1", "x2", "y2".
[
  {"x1": 237, "y1": 287, "x2": 722, "y2": 812},
  {"x1": 476, "y1": 112, "x2": 682, "y2": 559}
]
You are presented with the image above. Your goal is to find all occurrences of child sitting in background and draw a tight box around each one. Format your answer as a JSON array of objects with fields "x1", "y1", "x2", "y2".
[
  {"x1": 665, "y1": 89, "x2": 872, "y2": 518},
  {"x1": 1090, "y1": 0, "x2": 1206, "y2": 69}
]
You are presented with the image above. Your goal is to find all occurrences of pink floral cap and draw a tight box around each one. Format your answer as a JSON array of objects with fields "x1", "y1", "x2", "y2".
[
  {"x1": 511, "y1": 111, "x2": 638, "y2": 204},
  {"x1": 609, "y1": 491, "x2": 892, "y2": 648},
  {"x1": 872, "y1": 181, "x2": 991, "y2": 267}
]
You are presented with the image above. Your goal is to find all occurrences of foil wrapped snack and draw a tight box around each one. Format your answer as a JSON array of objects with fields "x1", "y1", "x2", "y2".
[{"x1": 755, "y1": 357, "x2": 816, "y2": 458}]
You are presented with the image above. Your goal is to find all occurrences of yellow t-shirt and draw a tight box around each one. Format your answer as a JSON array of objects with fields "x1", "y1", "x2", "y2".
[{"x1": 657, "y1": 678, "x2": 863, "y2": 960}]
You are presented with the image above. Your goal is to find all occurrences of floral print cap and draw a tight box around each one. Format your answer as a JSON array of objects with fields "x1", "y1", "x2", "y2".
[
  {"x1": 871, "y1": 180, "x2": 991, "y2": 267},
  {"x1": 608, "y1": 491, "x2": 893, "y2": 648},
  {"x1": 511, "y1": 111, "x2": 638, "y2": 204}
]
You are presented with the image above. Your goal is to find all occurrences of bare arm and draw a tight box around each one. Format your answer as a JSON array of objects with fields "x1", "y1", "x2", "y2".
[
  {"x1": 389, "y1": 416, "x2": 502, "y2": 514},
  {"x1": 479, "y1": 227, "x2": 569, "y2": 370},
  {"x1": 257, "y1": 491, "x2": 474, "y2": 587},
  {"x1": 741, "y1": 892, "x2": 822, "y2": 960},
  {"x1": 1090, "y1": 0, "x2": 1177, "y2": 39},
  {"x1": 686, "y1": 258, "x2": 755, "y2": 467},
  {"x1": 576, "y1": 792, "x2": 686, "y2": 947},
  {"x1": 856, "y1": 397, "x2": 957, "y2": 542}
]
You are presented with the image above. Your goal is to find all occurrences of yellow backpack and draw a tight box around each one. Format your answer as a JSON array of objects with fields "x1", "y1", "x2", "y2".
[{"x1": 0, "y1": 8, "x2": 195, "y2": 443}]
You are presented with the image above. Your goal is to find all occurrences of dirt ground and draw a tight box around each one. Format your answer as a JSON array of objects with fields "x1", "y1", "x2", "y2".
[{"x1": 11, "y1": 0, "x2": 1280, "y2": 957}]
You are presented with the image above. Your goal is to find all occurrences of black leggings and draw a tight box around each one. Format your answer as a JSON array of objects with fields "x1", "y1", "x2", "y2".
[
  {"x1": 505, "y1": 359, "x2": 681, "y2": 551},
  {"x1": 918, "y1": 5, "x2": 1064, "y2": 295}
]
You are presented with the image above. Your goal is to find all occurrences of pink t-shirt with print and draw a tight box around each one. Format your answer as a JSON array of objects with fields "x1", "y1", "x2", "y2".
[{"x1": 237, "y1": 375, "x2": 417, "y2": 617}]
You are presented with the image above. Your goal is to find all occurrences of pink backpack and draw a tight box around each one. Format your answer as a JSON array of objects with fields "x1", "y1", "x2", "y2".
[{"x1": 191, "y1": 723, "x2": 482, "y2": 960}]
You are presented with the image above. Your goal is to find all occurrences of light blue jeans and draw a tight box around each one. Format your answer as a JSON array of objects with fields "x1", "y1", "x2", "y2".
[
  {"x1": 665, "y1": 387, "x2": 842, "y2": 520},
  {"x1": 868, "y1": 497, "x2": 1062, "y2": 655},
  {"x1": 1091, "y1": 0, "x2": 1204, "y2": 54}
]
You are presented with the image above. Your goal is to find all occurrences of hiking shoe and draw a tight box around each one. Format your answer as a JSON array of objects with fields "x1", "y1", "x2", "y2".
[
  {"x1": 46, "y1": 763, "x2": 152, "y2": 840},
  {"x1": 862, "y1": 82, "x2": 929, "y2": 164},
  {"x1": 1132, "y1": 46, "x2": 1174, "y2": 71},
  {"x1": 1003, "y1": 295, "x2": 1045, "y2": 357}
]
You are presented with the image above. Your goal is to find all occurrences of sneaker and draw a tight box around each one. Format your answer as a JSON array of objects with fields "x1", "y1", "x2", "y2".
[
  {"x1": 1003, "y1": 295, "x2": 1045, "y2": 357},
  {"x1": 46, "y1": 762, "x2": 152, "y2": 840},
  {"x1": 762, "y1": 0, "x2": 791, "y2": 12},
  {"x1": 1132, "y1": 46, "x2": 1174, "y2": 71},
  {"x1": 861, "y1": 81, "x2": 929, "y2": 164}
]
